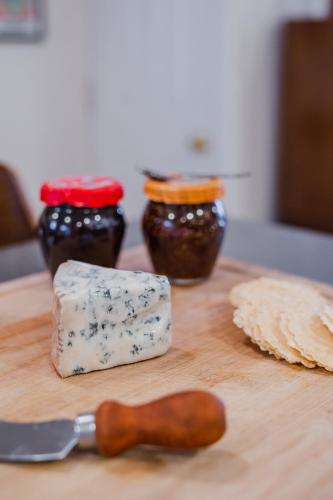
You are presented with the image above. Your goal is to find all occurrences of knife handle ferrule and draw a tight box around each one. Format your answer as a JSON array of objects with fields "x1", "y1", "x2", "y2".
[{"x1": 75, "y1": 413, "x2": 96, "y2": 449}]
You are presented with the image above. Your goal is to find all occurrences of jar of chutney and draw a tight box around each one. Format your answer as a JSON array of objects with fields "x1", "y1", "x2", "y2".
[
  {"x1": 142, "y1": 175, "x2": 227, "y2": 285},
  {"x1": 38, "y1": 176, "x2": 126, "y2": 277}
]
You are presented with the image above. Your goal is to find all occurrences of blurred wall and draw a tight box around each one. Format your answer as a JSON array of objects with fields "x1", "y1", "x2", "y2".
[
  {"x1": 0, "y1": 0, "x2": 93, "y2": 217},
  {"x1": 88, "y1": 0, "x2": 225, "y2": 221},
  {"x1": 88, "y1": 0, "x2": 329, "y2": 222},
  {"x1": 0, "y1": 0, "x2": 329, "y2": 223},
  {"x1": 221, "y1": 0, "x2": 329, "y2": 221}
]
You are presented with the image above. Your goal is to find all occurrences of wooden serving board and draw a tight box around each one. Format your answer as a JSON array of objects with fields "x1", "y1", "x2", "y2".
[{"x1": 0, "y1": 247, "x2": 333, "y2": 500}]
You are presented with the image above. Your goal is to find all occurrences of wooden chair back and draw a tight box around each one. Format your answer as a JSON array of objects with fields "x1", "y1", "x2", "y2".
[{"x1": 0, "y1": 163, "x2": 34, "y2": 247}]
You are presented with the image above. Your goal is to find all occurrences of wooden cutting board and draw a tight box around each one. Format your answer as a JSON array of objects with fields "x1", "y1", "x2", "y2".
[{"x1": 0, "y1": 246, "x2": 333, "y2": 500}]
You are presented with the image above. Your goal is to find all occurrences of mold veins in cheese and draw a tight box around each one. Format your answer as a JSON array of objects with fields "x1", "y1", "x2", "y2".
[{"x1": 52, "y1": 260, "x2": 172, "y2": 377}]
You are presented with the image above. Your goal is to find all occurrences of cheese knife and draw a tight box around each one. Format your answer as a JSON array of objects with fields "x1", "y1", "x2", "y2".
[{"x1": 0, "y1": 390, "x2": 226, "y2": 462}]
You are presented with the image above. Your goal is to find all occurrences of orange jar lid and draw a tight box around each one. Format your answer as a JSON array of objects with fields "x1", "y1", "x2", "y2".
[{"x1": 144, "y1": 176, "x2": 224, "y2": 204}]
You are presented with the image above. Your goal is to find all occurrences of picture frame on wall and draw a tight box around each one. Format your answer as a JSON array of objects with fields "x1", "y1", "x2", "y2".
[{"x1": 0, "y1": 0, "x2": 45, "y2": 42}]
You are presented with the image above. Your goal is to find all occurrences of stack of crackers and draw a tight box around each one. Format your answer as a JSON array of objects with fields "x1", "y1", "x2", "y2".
[{"x1": 230, "y1": 278, "x2": 333, "y2": 371}]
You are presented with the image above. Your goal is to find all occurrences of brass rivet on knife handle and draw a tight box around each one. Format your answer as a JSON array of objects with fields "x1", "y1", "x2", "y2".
[{"x1": 95, "y1": 390, "x2": 226, "y2": 457}]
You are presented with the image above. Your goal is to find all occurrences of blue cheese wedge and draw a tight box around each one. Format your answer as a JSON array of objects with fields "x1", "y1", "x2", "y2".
[{"x1": 52, "y1": 260, "x2": 172, "y2": 377}]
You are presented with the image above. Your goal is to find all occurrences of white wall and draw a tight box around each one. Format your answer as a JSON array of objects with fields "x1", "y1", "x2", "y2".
[
  {"x1": 88, "y1": 0, "x2": 226, "y2": 221},
  {"x1": 88, "y1": 0, "x2": 329, "y2": 222},
  {"x1": 220, "y1": 0, "x2": 329, "y2": 221},
  {"x1": 0, "y1": 0, "x2": 93, "y2": 217},
  {"x1": 0, "y1": 0, "x2": 329, "y2": 222}
]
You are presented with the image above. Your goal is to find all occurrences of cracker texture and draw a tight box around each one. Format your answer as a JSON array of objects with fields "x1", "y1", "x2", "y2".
[{"x1": 230, "y1": 278, "x2": 332, "y2": 371}]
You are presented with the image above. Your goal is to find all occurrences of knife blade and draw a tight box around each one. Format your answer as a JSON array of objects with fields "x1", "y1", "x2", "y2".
[
  {"x1": 138, "y1": 167, "x2": 251, "y2": 181},
  {"x1": 0, "y1": 390, "x2": 226, "y2": 462}
]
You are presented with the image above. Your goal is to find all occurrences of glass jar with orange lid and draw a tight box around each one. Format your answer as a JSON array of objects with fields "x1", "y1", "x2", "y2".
[{"x1": 142, "y1": 175, "x2": 227, "y2": 285}]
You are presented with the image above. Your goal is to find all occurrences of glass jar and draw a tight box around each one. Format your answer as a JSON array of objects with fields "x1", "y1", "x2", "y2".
[
  {"x1": 142, "y1": 176, "x2": 227, "y2": 285},
  {"x1": 38, "y1": 176, "x2": 126, "y2": 277}
]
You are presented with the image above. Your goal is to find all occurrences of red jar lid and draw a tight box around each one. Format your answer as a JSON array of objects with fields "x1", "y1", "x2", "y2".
[{"x1": 40, "y1": 176, "x2": 124, "y2": 208}]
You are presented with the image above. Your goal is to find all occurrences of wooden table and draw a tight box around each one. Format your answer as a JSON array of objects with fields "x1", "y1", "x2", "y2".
[{"x1": 1, "y1": 247, "x2": 333, "y2": 500}]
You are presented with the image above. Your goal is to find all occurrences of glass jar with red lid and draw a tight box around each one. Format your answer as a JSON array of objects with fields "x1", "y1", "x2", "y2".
[{"x1": 38, "y1": 176, "x2": 126, "y2": 276}]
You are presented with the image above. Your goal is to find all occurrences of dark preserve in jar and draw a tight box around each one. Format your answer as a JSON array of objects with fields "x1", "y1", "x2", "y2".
[
  {"x1": 38, "y1": 176, "x2": 125, "y2": 277},
  {"x1": 142, "y1": 176, "x2": 226, "y2": 285}
]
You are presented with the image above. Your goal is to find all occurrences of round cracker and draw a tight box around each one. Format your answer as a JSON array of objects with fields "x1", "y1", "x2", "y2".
[
  {"x1": 279, "y1": 314, "x2": 316, "y2": 365},
  {"x1": 233, "y1": 304, "x2": 280, "y2": 358},
  {"x1": 230, "y1": 278, "x2": 323, "y2": 309},
  {"x1": 234, "y1": 300, "x2": 315, "y2": 367},
  {"x1": 284, "y1": 310, "x2": 333, "y2": 372},
  {"x1": 320, "y1": 304, "x2": 333, "y2": 334},
  {"x1": 230, "y1": 277, "x2": 325, "y2": 368}
]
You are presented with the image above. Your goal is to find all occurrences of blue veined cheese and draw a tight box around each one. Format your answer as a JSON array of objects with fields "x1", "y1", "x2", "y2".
[{"x1": 52, "y1": 260, "x2": 172, "y2": 377}]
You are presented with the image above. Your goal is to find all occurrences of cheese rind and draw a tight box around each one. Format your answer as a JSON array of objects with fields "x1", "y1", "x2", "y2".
[{"x1": 52, "y1": 260, "x2": 172, "y2": 377}]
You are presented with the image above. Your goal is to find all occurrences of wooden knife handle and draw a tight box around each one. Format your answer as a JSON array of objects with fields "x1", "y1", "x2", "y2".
[{"x1": 95, "y1": 390, "x2": 226, "y2": 457}]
